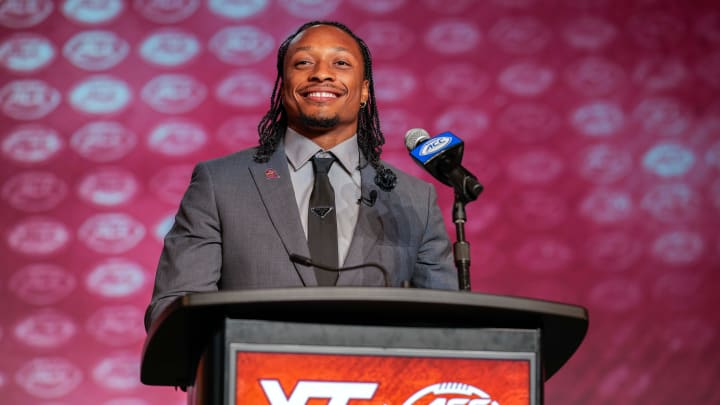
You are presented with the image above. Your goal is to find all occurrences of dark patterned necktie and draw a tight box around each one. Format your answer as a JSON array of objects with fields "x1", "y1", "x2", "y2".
[{"x1": 308, "y1": 154, "x2": 338, "y2": 286}]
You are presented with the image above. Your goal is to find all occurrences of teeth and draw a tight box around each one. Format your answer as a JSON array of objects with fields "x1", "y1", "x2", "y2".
[{"x1": 307, "y1": 92, "x2": 337, "y2": 98}]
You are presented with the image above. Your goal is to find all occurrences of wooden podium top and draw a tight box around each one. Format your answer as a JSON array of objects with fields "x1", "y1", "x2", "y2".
[{"x1": 141, "y1": 288, "x2": 588, "y2": 386}]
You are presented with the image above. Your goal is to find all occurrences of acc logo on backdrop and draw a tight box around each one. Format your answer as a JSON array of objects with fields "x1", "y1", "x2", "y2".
[
  {"x1": 78, "y1": 213, "x2": 145, "y2": 254},
  {"x1": 627, "y1": 12, "x2": 685, "y2": 50},
  {"x1": 2, "y1": 171, "x2": 68, "y2": 212},
  {"x1": 93, "y1": 352, "x2": 141, "y2": 390},
  {"x1": 139, "y1": 28, "x2": 201, "y2": 67},
  {"x1": 2, "y1": 125, "x2": 63, "y2": 164},
  {"x1": 63, "y1": 30, "x2": 129, "y2": 71},
  {"x1": 564, "y1": 57, "x2": 625, "y2": 96},
  {"x1": 576, "y1": 144, "x2": 633, "y2": 184},
  {"x1": 349, "y1": 0, "x2": 405, "y2": 14},
  {"x1": 642, "y1": 143, "x2": 695, "y2": 177},
  {"x1": 208, "y1": 0, "x2": 268, "y2": 19},
  {"x1": 585, "y1": 232, "x2": 642, "y2": 273},
  {"x1": 508, "y1": 190, "x2": 567, "y2": 230},
  {"x1": 141, "y1": 74, "x2": 207, "y2": 114},
  {"x1": 372, "y1": 67, "x2": 417, "y2": 102},
  {"x1": 149, "y1": 164, "x2": 194, "y2": 204},
  {"x1": 77, "y1": 167, "x2": 139, "y2": 206},
  {"x1": 15, "y1": 357, "x2": 83, "y2": 399},
  {"x1": 651, "y1": 230, "x2": 704, "y2": 265},
  {"x1": 514, "y1": 237, "x2": 574, "y2": 273},
  {"x1": 216, "y1": 70, "x2": 273, "y2": 107},
  {"x1": 632, "y1": 97, "x2": 691, "y2": 137},
  {"x1": 134, "y1": 0, "x2": 200, "y2": 23},
  {"x1": 425, "y1": 20, "x2": 481, "y2": 54},
  {"x1": 497, "y1": 102, "x2": 560, "y2": 142},
  {"x1": 507, "y1": 149, "x2": 564, "y2": 184},
  {"x1": 209, "y1": 25, "x2": 274, "y2": 65},
  {"x1": 278, "y1": 0, "x2": 341, "y2": 18},
  {"x1": 9, "y1": 263, "x2": 76, "y2": 305},
  {"x1": 147, "y1": 119, "x2": 207, "y2": 156},
  {"x1": 216, "y1": 116, "x2": 261, "y2": 150},
  {"x1": 498, "y1": 62, "x2": 554, "y2": 96},
  {"x1": 357, "y1": 21, "x2": 414, "y2": 59},
  {"x1": 14, "y1": 310, "x2": 77, "y2": 348},
  {"x1": 7, "y1": 217, "x2": 70, "y2": 255},
  {"x1": 589, "y1": 279, "x2": 642, "y2": 312},
  {"x1": 434, "y1": 107, "x2": 489, "y2": 139},
  {"x1": 403, "y1": 382, "x2": 500, "y2": 405},
  {"x1": 633, "y1": 57, "x2": 687, "y2": 91},
  {"x1": 563, "y1": 16, "x2": 617, "y2": 50},
  {"x1": 640, "y1": 183, "x2": 699, "y2": 224},
  {"x1": 579, "y1": 188, "x2": 633, "y2": 224},
  {"x1": 69, "y1": 75, "x2": 132, "y2": 114},
  {"x1": 428, "y1": 63, "x2": 488, "y2": 102},
  {"x1": 86, "y1": 306, "x2": 146, "y2": 346},
  {"x1": 71, "y1": 121, "x2": 137, "y2": 162},
  {"x1": 0, "y1": 33, "x2": 55, "y2": 73},
  {"x1": 0, "y1": 80, "x2": 60, "y2": 120},
  {"x1": 86, "y1": 258, "x2": 146, "y2": 298},
  {"x1": 489, "y1": 16, "x2": 550, "y2": 54},
  {"x1": 571, "y1": 101, "x2": 625, "y2": 137},
  {"x1": 62, "y1": 0, "x2": 125, "y2": 25},
  {"x1": 0, "y1": 0, "x2": 54, "y2": 28}
]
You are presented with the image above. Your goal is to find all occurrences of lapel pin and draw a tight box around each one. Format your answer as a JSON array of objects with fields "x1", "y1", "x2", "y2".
[{"x1": 264, "y1": 168, "x2": 280, "y2": 179}]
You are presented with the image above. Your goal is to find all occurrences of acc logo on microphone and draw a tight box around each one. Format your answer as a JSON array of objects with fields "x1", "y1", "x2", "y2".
[
  {"x1": 419, "y1": 136, "x2": 452, "y2": 156},
  {"x1": 403, "y1": 382, "x2": 500, "y2": 405}
]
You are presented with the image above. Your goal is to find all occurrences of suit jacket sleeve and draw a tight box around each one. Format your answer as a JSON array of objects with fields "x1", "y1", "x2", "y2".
[
  {"x1": 144, "y1": 162, "x2": 222, "y2": 330},
  {"x1": 411, "y1": 183, "x2": 459, "y2": 290}
]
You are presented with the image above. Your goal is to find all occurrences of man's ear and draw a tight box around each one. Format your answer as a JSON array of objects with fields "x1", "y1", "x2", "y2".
[{"x1": 361, "y1": 79, "x2": 369, "y2": 105}]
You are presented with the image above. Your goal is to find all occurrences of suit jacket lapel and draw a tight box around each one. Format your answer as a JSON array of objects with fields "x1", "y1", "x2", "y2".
[
  {"x1": 249, "y1": 146, "x2": 316, "y2": 286},
  {"x1": 339, "y1": 164, "x2": 383, "y2": 285}
]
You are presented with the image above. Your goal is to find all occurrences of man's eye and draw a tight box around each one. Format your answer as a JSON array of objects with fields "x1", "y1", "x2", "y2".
[
  {"x1": 295, "y1": 60, "x2": 311, "y2": 66},
  {"x1": 336, "y1": 60, "x2": 351, "y2": 66}
]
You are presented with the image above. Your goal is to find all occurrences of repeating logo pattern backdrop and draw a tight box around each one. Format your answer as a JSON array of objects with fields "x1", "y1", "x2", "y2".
[{"x1": 1, "y1": 0, "x2": 719, "y2": 404}]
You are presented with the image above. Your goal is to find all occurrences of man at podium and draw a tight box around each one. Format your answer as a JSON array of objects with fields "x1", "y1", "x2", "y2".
[{"x1": 145, "y1": 21, "x2": 458, "y2": 330}]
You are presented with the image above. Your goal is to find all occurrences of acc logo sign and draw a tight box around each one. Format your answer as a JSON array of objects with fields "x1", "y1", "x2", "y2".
[
  {"x1": 209, "y1": 25, "x2": 274, "y2": 65},
  {"x1": 2, "y1": 124, "x2": 63, "y2": 164},
  {"x1": 404, "y1": 382, "x2": 500, "y2": 405},
  {"x1": 134, "y1": 0, "x2": 200, "y2": 23},
  {"x1": 78, "y1": 213, "x2": 146, "y2": 254},
  {"x1": 71, "y1": 121, "x2": 137, "y2": 162},
  {"x1": 148, "y1": 119, "x2": 207, "y2": 156},
  {"x1": 92, "y1": 352, "x2": 140, "y2": 390},
  {"x1": 62, "y1": 0, "x2": 125, "y2": 25},
  {"x1": 419, "y1": 136, "x2": 451, "y2": 156},
  {"x1": 2, "y1": 171, "x2": 68, "y2": 212},
  {"x1": 141, "y1": 74, "x2": 207, "y2": 114},
  {"x1": 139, "y1": 28, "x2": 201, "y2": 67},
  {"x1": 0, "y1": 33, "x2": 55, "y2": 73},
  {"x1": 69, "y1": 75, "x2": 132, "y2": 114},
  {"x1": 15, "y1": 357, "x2": 83, "y2": 399},
  {"x1": 9, "y1": 264, "x2": 76, "y2": 305},
  {"x1": 63, "y1": 30, "x2": 129, "y2": 71},
  {"x1": 0, "y1": 79, "x2": 60, "y2": 120},
  {"x1": 216, "y1": 70, "x2": 273, "y2": 107},
  {"x1": 0, "y1": 0, "x2": 54, "y2": 29}
]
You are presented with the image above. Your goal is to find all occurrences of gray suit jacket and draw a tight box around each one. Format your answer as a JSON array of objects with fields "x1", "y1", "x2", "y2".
[{"x1": 145, "y1": 143, "x2": 457, "y2": 329}]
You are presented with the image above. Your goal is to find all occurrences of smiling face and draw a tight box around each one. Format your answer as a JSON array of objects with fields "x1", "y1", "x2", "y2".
[{"x1": 282, "y1": 24, "x2": 369, "y2": 147}]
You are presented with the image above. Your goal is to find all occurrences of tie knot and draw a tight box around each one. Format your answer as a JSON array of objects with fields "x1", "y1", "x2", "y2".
[{"x1": 312, "y1": 154, "x2": 335, "y2": 175}]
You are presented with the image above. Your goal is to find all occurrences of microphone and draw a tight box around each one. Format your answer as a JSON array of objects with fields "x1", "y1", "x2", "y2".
[
  {"x1": 357, "y1": 189, "x2": 378, "y2": 207},
  {"x1": 289, "y1": 253, "x2": 389, "y2": 287},
  {"x1": 405, "y1": 128, "x2": 483, "y2": 202}
]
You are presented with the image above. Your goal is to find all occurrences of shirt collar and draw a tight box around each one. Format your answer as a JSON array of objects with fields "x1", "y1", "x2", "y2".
[{"x1": 284, "y1": 127, "x2": 359, "y2": 174}]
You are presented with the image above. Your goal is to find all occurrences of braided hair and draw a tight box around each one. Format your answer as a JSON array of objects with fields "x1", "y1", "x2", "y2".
[{"x1": 254, "y1": 21, "x2": 397, "y2": 191}]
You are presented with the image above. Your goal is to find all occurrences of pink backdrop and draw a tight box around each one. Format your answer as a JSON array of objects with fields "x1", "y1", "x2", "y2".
[{"x1": 2, "y1": 0, "x2": 719, "y2": 404}]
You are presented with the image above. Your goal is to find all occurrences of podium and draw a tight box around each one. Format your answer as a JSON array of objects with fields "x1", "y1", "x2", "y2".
[{"x1": 141, "y1": 288, "x2": 587, "y2": 405}]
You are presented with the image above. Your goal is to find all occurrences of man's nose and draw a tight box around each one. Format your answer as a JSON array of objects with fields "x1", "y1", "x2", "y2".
[{"x1": 310, "y1": 63, "x2": 334, "y2": 81}]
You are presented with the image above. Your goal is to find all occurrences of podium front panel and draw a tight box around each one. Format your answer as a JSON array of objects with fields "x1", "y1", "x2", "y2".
[{"x1": 220, "y1": 319, "x2": 541, "y2": 405}]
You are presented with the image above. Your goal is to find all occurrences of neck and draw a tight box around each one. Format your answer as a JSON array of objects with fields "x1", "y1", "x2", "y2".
[{"x1": 288, "y1": 124, "x2": 356, "y2": 150}]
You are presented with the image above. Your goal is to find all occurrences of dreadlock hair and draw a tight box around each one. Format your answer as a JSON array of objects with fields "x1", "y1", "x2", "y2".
[{"x1": 254, "y1": 20, "x2": 397, "y2": 191}]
